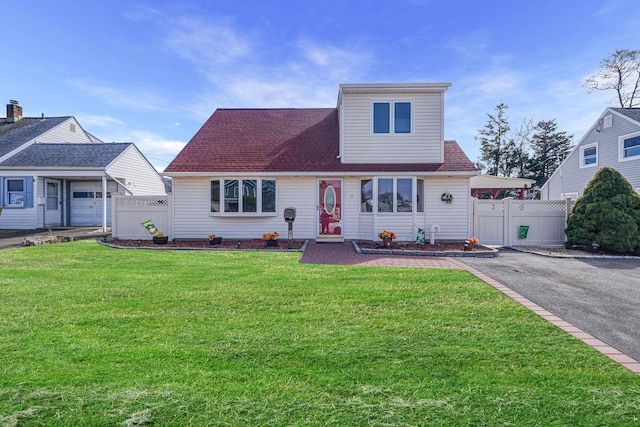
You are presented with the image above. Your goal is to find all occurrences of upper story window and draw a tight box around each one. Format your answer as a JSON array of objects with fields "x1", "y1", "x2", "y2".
[
  {"x1": 5, "y1": 178, "x2": 25, "y2": 207},
  {"x1": 580, "y1": 142, "x2": 598, "y2": 168},
  {"x1": 620, "y1": 133, "x2": 640, "y2": 161},
  {"x1": 211, "y1": 178, "x2": 276, "y2": 215},
  {"x1": 372, "y1": 101, "x2": 412, "y2": 134}
]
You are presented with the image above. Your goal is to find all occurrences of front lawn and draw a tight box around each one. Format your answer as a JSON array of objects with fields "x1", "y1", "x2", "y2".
[{"x1": 1, "y1": 241, "x2": 639, "y2": 426}]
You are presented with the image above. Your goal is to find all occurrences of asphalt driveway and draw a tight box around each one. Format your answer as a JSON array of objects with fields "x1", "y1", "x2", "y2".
[{"x1": 459, "y1": 249, "x2": 640, "y2": 362}]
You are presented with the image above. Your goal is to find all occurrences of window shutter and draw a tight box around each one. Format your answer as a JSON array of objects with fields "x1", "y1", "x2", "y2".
[
  {"x1": 0, "y1": 177, "x2": 3, "y2": 206},
  {"x1": 25, "y1": 177, "x2": 34, "y2": 208}
]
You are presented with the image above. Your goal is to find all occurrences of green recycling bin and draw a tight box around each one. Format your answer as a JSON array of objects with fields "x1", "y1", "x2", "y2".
[{"x1": 519, "y1": 225, "x2": 529, "y2": 239}]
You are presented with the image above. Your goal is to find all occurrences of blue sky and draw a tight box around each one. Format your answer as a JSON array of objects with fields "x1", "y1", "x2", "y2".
[{"x1": 2, "y1": 1, "x2": 638, "y2": 172}]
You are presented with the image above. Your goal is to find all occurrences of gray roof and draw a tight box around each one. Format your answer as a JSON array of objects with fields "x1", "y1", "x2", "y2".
[
  {"x1": 0, "y1": 143, "x2": 132, "y2": 168},
  {"x1": 0, "y1": 117, "x2": 71, "y2": 157},
  {"x1": 611, "y1": 108, "x2": 640, "y2": 124}
]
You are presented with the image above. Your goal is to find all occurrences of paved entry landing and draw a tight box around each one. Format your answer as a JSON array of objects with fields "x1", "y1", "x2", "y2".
[{"x1": 300, "y1": 241, "x2": 466, "y2": 269}]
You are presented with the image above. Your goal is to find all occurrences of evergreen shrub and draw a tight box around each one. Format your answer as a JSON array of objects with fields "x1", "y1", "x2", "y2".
[{"x1": 565, "y1": 167, "x2": 640, "y2": 253}]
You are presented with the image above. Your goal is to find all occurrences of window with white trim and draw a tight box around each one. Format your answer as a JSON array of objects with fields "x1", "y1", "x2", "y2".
[
  {"x1": 580, "y1": 142, "x2": 598, "y2": 167},
  {"x1": 372, "y1": 101, "x2": 412, "y2": 134},
  {"x1": 210, "y1": 178, "x2": 276, "y2": 215},
  {"x1": 360, "y1": 177, "x2": 423, "y2": 213},
  {"x1": 620, "y1": 134, "x2": 640, "y2": 160},
  {"x1": 4, "y1": 178, "x2": 25, "y2": 207}
]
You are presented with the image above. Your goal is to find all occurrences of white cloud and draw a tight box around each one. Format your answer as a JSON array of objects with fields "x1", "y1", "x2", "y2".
[
  {"x1": 67, "y1": 79, "x2": 168, "y2": 112},
  {"x1": 165, "y1": 17, "x2": 251, "y2": 67},
  {"x1": 160, "y1": 13, "x2": 370, "y2": 110},
  {"x1": 76, "y1": 114, "x2": 123, "y2": 127},
  {"x1": 443, "y1": 30, "x2": 490, "y2": 58}
]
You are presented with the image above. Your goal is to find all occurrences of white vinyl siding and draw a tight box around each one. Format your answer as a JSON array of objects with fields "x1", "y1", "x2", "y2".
[
  {"x1": 105, "y1": 147, "x2": 166, "y2": 195},
  {"x1": 424, "y1": 177, "x2": 471, "y2": 240},
  {"x1": 340, "y1": 92, "x2": 444, "y2": 164},
  {"x1": 37, "y1": 118, "x2": 93, "y2": 143},
  {"x1": 172, "y1": 177, "x2": 318, "y2": 239}
]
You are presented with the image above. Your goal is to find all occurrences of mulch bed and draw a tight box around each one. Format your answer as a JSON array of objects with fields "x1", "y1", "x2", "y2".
[
  {"x1": 108, "y1": 239, "x2": 490, "y2": 253},
  {"x1": 108, "y1": 239, "x2": 307, "y2": 250},
  {"x1": 356, "y1": 241, "x2": 491, "y2": 252}
]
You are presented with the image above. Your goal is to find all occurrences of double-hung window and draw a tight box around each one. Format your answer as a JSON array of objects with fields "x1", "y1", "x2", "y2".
[
  {"x1": 361, "y1": 178, "x2": 424, "y2": 213},
  {"x1": 4, "y1": 178, "x2": 26, "y2": 208},
  {"x1": 211, "y1": 178, "x2": 276, "y2": 215},
  {"x1": 372, "y1": 101, "x2": 412, "y2": 134},
  {"x1": 620, "y1": 134, "x2": 640, "y2": 161},
  {"x1": 580, "y1": 143, "x2": 598, "y2": 167}
]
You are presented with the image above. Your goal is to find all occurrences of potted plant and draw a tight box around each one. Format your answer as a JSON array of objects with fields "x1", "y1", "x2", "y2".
[
  {"x1": 152, "y1": 231, "x2": 169, "y2": 245},
  {"x1": 378, "y1": 230, "x2": 396, "y2": 248},
  {"x1": 208, "y1": 234, "x2": 223, "y2": 245},
  {"x1": 263, "y1": 232, "x2": 280, "y2": 247},
  {"x1": 464, "y1": 237, "x2": 479, "y2": 251}
]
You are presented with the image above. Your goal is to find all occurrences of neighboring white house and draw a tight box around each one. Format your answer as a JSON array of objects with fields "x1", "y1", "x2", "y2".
[
  {"x1": 541, "y1": 108, "x2": 640, "y2": 200},
  {"x1": 163, "y1": 83, "x2": 479, "y2": 242},
  {"x1": 0, "y1": 101, "x2": 166, "y2": 230}
]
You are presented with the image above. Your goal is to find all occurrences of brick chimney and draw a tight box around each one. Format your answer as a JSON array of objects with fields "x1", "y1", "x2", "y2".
[{"x1": 6, "y1": 100, "x2": 23, "y2": 123}]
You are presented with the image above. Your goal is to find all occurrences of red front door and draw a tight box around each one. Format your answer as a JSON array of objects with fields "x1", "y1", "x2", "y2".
[{"x1": 318, "y1": 179, "x2": 342, "y2": 236}]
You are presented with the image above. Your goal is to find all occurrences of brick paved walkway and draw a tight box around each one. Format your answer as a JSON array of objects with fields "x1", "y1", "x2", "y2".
[
  {"x1": 299, "y1": 240, "x2": 640, "y2": 375},
  {"x1": 300, "y1": 241, "x2": 467, "y2": 268}
]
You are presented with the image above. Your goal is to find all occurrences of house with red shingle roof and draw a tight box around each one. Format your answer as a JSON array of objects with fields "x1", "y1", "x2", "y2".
[{"x1": 164, "y1": 83, "x2": 478, "y2": 242}]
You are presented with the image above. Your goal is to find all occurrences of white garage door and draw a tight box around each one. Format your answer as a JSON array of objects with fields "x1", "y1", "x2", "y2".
[{"x1": 70, "y1": 182, "x2": 118, "y2": 226}]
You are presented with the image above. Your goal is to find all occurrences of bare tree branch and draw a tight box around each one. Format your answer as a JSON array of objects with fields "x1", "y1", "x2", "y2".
[{"x1": 584, "y1": 49, "x2": 640, "y2": 107}]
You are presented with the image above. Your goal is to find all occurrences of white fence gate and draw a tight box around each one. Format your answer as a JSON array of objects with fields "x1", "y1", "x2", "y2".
[
  {"x1": 472, "y1": 198, "x2": 574, "y2": 247},
  {"x1": 111, "y1": 195, "x2": 172, "y2": 240}
]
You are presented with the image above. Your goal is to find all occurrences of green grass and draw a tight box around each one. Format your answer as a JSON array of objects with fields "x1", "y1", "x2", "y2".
[{"x1": 1, "y1": 240, "x2": 639, "y2": 426}]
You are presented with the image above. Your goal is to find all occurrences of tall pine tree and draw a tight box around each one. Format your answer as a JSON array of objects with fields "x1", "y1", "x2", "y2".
[
  {"x1": 529, "y1": 119, "x2": 572, "y2": 186},
  {"x1": 475, "y1": 103, "x2": 510, "y2": 176}
]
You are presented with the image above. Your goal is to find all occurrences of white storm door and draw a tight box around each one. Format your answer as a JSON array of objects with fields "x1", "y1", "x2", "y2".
[{"x1": 44, "y1": 179, "x2": 62, "y2": 226}]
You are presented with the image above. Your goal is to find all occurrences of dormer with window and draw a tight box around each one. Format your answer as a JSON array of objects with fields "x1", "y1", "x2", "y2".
[{"x1": 337, "y1": 83, "x2": 450, "y2": 164}]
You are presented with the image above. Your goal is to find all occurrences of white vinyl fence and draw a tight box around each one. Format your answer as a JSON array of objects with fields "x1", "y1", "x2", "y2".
[
  {"x1": 472, "y1": 198, "x2": 574, "y2": 247},
  {"x1": 111, "y1": 195, "x2": 172, "y2": 240}
]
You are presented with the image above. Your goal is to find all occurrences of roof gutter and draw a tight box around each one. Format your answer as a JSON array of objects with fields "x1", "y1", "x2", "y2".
[{"x1": 163, "y1": 170, "x2": 479, "y2": 178}]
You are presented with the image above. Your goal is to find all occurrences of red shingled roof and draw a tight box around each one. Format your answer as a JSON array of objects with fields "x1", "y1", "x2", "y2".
[{"x1": 164, "y1": 108, "x2": 477, "y2": 174}]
